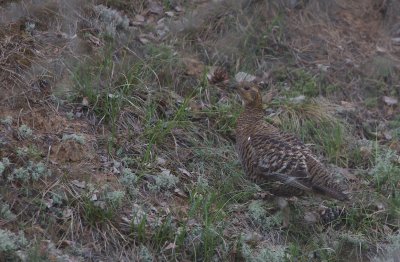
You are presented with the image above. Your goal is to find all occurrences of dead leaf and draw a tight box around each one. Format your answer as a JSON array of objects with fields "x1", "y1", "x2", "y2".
[
  {"x1": 178, "y1": 167, "x2": 192, "y2": 177},
  {"x1": 44, "y1": 198, "x2": 53, "y2": 208},
  {"x1": 392, "y1": 37, "x2": 400, "y2": 45},
  {"x1": 382, "y1": 225, "x2": 393, "y2": 235},
  {"x1": 383, "y1": 131, "x2": 393, "y2": 140},
  {"x1": 139, "y1": 37, "x2": 150, "y2": 44},
  {"x1": 376, "y1": 46, "x2": 387, "y2": 53},
  {"x1": 290, "y1": 95, "x2": 306, "y2": 104},
  {"x1": 62, "y1": 208, "x2": 73, "y2": 219},
  {"x1": 121, "y1": 216, "x2": 131, "y2": 223},
  {"x1": 383, "y1": 96, "x2": 398, "y2": 106},
  {"x1": 58, "y1": 240, "x2": 75, "y2": 248},
  {"x1": 81, "y1": 97, "x2": 89, "y2": 107},
  {"x1": 235, "y1": 72, "x2": 256, "y2": 82},
  {"x1": 135, "y1": 15, "x2": 145, "y2": 22},
  {"x1": 340, "y1": 101, "x2": 356, "y2": 111},
  {"x1": 148, "y1": 1, "x2": 163, "y2": 15},
  {"x1": 182, "y1": 57, "x2": 205, "y2": 77},
  {"x1": 87, "y1": 34, "x2": 102, "y2": 46},
  {"x1": 376, "y1": 202, "x2": 385, "y2": 210},
  {"x1": 389, "y1": 140, "x2": 400, "y2": 153},
  {"x1": 304, "y1": 212, "x2": 318, "y2": 223},
  {"x1": 317, "y1": 64, "x2": 329, "y2": 72},
  {"x1": 243, "y1": 232, "x2": 263, "y2": 243},
  {"x1": 156, "y1": 157, "x2": 167, "y2": 166},
  {"x1": 174, "y1": 6, "x2": 183, "y2": 12},
  {"x1": 71, "y1": 180, "x2": 86, "y2": 188},
  {"x1": 360, "y1": 146, "x2": 372, "y2": 159},
  {"x1": 174, "y1": 188, "x2": 187, "y2": 198},
  {"x1": 164, "y1": 242, "x2": 177, "y2": 250},
  {"x1": 160, "y1": 168, "x2": 171, "y2": 176},
  {"x1": 91, "y1": 193, "x2": 97, "y2": 201}
]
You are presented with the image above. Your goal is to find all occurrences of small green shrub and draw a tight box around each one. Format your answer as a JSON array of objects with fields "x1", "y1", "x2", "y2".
[
  {"x1": 1, "y1": 116, "x2": 13, "y2": 125},
  {"x1": 149, "y1": 169, "x2": 179, "y2": 191},
  {"x1": 0, "y1": 229, "x2": 27, "y2": 252},
  {"x1": 370, "y1": 149, "x2": 400, "y2": 192},
  {"x1": 241, "y1": 240, "x2": 287, "y2": 262},
  {"x1": 105, "y1": 190, "x2": 125, "y2": 206},
  {"x1": 62, "y1": 134, "x2": 85, "y2": 144},
  {"x1": 0, "y1": 203, "x2": 16, "y2": 220},
  {"x1": 8, "y1": 162, "x2": 51, "y2": 183},
  {"x1": 248, "y1": 200, "x2": 282, "y2": 230},
  {"x1": 18, "y1": 124, "x2": 33, "y2": 139}
]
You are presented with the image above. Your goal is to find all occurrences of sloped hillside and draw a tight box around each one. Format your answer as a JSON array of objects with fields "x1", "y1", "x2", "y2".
[{"x1": 1, "y1": 0, "x2": 400, "y2": 261}]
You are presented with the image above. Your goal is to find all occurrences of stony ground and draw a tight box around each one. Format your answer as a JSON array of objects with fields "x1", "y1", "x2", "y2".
[{"x1": 1, "y1": 0, "x2": 400, "y2": 261}]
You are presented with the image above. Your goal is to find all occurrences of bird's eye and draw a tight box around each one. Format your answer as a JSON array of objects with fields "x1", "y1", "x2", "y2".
[{"x1": 243, "y1": 86, "x2": 250, "y2": 91}]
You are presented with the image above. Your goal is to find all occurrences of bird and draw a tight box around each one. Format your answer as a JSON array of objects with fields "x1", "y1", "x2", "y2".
[{"x1": 235, "y1": 81, "x2": 348, "y2": 202}]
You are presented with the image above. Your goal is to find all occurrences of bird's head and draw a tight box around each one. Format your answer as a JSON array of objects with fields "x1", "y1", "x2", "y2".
[{"x1": 235, "y1": 81, "x2": 263, "y2": 108}]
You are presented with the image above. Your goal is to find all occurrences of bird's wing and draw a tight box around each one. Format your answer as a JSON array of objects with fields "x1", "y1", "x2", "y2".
[
  {"x1": 277, "y1": 130, "x2": 349, "y2": 200},
  {"x1": 248, "y1": 134, "x2": 313, "y2": 192}
]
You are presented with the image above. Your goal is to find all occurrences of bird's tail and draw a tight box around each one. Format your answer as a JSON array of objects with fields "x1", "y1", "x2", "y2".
[
  {"x1": 306, "y1": 154, "x2": 349, "y2": 201},
  {"x1": 312, "y1": 184, "x2": 349, "y2": 201}
]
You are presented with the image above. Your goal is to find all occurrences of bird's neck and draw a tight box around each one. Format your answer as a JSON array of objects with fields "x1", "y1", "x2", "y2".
[
  {"x1": 245, "y1": 104, "x2": 264, "y2": 116},
  {"x1": 239, "y1": 104, "x2": 265, "y2": 123}
]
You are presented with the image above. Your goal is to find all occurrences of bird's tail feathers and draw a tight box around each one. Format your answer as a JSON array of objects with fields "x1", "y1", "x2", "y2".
[{"x1": 312, "y1": 184, "x2": 349, "y2": 201}]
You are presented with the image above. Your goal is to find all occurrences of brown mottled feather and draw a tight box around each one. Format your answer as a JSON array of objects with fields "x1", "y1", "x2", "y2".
[{"x1": 235, "y1": 82, "x2": 348, "y2": 201}]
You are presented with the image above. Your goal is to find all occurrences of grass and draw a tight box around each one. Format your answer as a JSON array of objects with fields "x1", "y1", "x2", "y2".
[
  {"x1": 81, "y1": 197, "x2": 116, "y2": 226},
  {"x1": 142, "y1": 96, "x2": 191, "y2": 162}
]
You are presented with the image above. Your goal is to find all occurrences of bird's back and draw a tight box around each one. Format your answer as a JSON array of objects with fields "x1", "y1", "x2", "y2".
[{"x1": 236, "y1": 107, "x2": 347, "y2": 201}]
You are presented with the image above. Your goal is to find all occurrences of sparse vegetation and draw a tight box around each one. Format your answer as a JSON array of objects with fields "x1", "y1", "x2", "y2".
[
  {"x1": 1, "y1": 116, "x2": 13, "y2": 126},
  {"x1": 0, "y1": 229, "x2": 27, "y2": 257},
  {"x1": 62, "y1": 134, "x2": 86, "y2": 144},
  {"x1": 0, "y1": 0, "x2": 399, "y2": 260},
  {"x1": 17, "y1": 124, "x2": 33, "y2": 139},
  {"x1": 8, "y1": 161, "x2": 52, "y2": 183}
]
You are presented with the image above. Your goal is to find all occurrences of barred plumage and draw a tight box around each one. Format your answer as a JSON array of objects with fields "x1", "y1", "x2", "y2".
[{"x1": 235, "y1": 81, "x2": 348, "y2": 201}]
